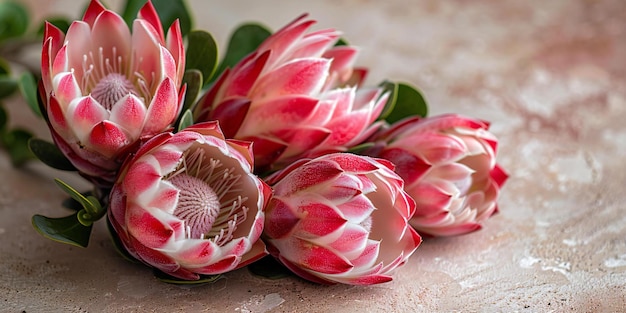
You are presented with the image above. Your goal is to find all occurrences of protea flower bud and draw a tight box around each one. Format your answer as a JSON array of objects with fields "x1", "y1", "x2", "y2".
[
  {"x1": 40, "y1": 0, "x2": 185, "y2": 187},
  {"x1": 194, "y1": 14, "x2": 386, "y2": 171},
  {"x1": 263, "y1": 153, "x2": 422, "y2": 285},
  {"x1": 107, "y1": 122, "x2": 270, "y2": 280},
  {"x1": 370, "y1": 114, "x2": 508, "y2": 237}
]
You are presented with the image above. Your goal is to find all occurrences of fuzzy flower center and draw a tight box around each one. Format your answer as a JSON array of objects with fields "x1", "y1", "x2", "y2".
[
  {"x1": 166, "y1": 147, "x2": 250, "y2": 245},
  {"x1": 80, "y1": 46, "x2": 153, "y2": 109},
  {"x1": 91, "y1": 73, "x2": 136, "y2": 110},
  {"x1": 169, "y1": 174, "x2": 220, "y2": 239}
]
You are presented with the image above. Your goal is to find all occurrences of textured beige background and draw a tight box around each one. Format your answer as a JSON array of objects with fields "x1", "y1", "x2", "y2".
[{"x1": 1, "y1": 0, "x2": 625, "y2": 312}]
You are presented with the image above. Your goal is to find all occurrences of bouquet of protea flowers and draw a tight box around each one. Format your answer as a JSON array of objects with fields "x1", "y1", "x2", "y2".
[{"x1": 25, "y1": 0, "x2": 507, "y2": 285}]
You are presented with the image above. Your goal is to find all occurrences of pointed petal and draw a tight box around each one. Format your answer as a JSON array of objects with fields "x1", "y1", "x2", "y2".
[
  {"x1": 143, "y1": 78, "x2": 178, "y2": 134},
  {"x1": 67, "y1": 96, "x2": 108, "y2": 141},
  {"x1": 210, "y1": 98, "x2": 250, "y2": 138},
  {"x1": 138, "y1": 0, "x2": 165, "y2": 42},
  {"x1": 251, "y1": 58, "x2": 330, "y2": 99},
  {"x1": 82, "y1": 0, "x2": 107, "y2": 26},
  {"x1": 109, "y1": 94, "x2": 147, "y2": 139},
  {"x1": 91, "y1": 10, "x2": 132, "y2": 65},
  {"x1": 87, "y1": 120, "x2": 129, "y2": 158}
]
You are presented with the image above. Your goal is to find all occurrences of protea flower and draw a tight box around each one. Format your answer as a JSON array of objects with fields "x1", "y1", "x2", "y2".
[
  {"x1": 194, "y1": 14, "x2": 386, "y2": 171},
  {"x1": 40, "y1": 0, "x2": 185, "y2": 187},
  {"x1": 263, "y1": 153, "x2": 422, "y2": 285},
  {"x1": 369, "y1": 114, "x2": 508, "y2": 237},
  {"x1": 107, "y1": 122, "x2": 270, "y2": 280}
]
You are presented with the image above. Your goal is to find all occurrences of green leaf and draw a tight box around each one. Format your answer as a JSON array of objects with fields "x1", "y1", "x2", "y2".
[
  {"x1": 0, "y1": 1, "x2": 29, "y2": 42},
  {"x1": 19, "y1": 72, "x2": 41, "y2": 118},
  {"x1": 181, "y1": 69, "x2": 202, "y2": 113},
  {"x1": 153, "y1": 269, "x2": 222, "y2": 285},
  {"x1": 247, "y1": 256, "x2": 292, "y2": 280},
  {"x1": 0, "y1": 57, "x2": 11, "y2": 75},
  {"x1": 381, "y1": 82, "x2": 428, "y2": 124},
  {"x1": 32, "y1": 213, "x2": 93, "y2": 248},
  {"x1": 54, "y1": 179, "x2": 104, "y2": 224},
  {"x1": 122, "y1": 0, "x2": 192, "y2": 37},
  {"x1": 61, "y1": 191, "x2": 94, "y2": 212},
  {"x1": 0, "y1": 105, "x2": 7, "y2": 132},
  {"x1": 185, "y1": 31, "x2": 217, "y2": 85},
  {"x1": 214, "y1": 23, "x2": 271, "y2": 81},
  {"x1": 377, "y1": 81, "x2": 399, "y2": 121},
  {"x1": 28, "y1": 138, "x2": 77, "y2": 171},
  {"x1": 176, "y1": 109, "x2": 193, "y2": 132},
  {"x1": 0, "y1": 76, "x2": 18, "y2": 99},
  {"x1": 2, "y1": 128, "x2": 34, "y2": 166}
]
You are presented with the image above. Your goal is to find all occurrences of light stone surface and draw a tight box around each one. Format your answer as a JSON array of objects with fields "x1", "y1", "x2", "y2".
[{"x1": 1, "y1": 0, "x2": 625, "y2": 312}]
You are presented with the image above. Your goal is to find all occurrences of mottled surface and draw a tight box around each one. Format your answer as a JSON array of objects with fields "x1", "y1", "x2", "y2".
[{"x1": 2, "y1": 0, "x2": 625, "y2": 312}]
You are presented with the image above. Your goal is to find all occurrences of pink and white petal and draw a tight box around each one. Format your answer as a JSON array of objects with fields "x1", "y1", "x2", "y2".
[
  {"x1": 224, "y1": 51, "x2": 270, "y2": 98},
  {"x1": 53, "y1": 73, "x2": 83, "y2": 108},
  {"x1": 166, "y1": 20, "x2": 185, "y2": 85},
  {"x1": 209, "y1": 98, "x2": 251, "y2": 138},
  {"x1": 327, "y1": 223, "x2": 370, "y2": 258},
  {"x1": 127, "y1": 235, "x2": 181, "y2": 274},
  {"x1": 63, "y1": 21, "x2": 93, "y2": 80},
  {"x1": 328, "y1": 153, "x2": 379, "y2": 173},
  {"x1": 250, "y1": 58, "x2": 330, "y2": 99},
  {"x1": 158, "y1": 45, "x2": 177, "y2": 84},
  {"x1": 81, "y1": 0, "x2": 106, "y2": 27},
  {"x1": 91, "y1": 10, "x2": 132, "y2": 64},
  {"x1": 238, "y1": 240, "x2": 268, "y2": 268},
  {"x1": 130, "y1": 19, "x2": 162, "y2": 83},
  {"x1": 109, "y1": 94, "x2": 147, "y2": 138},
  {"x1": 86, "y1": 120, "x2": 129, "y2": 158},
  {"x1": 323, "y1": 46, "x2": 359, "y2": 80},
  {"x1": 274, "y1": 236, "x2": 352, "y2": 275},
  {"x1": 335, "y1": 195, "x2": 375, "y2": 224},
  {"x1": 47, "y1": 96, "x2": 70, "y2": 136},
  {"x1": 380, "y1": 148, "x2": 430, "y2": 184},
  {"x1": 122, "y1": 156, "x2": 162, "y2": 199},
  {"x1": 238, "y1": 96, "x2": 320, "y2": 136},
  {"x1": 295, "y1": 201, "x2": 346, "y2": 238},
  {"x1": 273, "y1": 159, "x2": 343, "y2": 196},
  {"x1": 138, "y1": 0, "x2": 165, "y2": 42},
  {"x1": 143, "y1": 78, "x2": 178, "y2": 134},
  {"x1": 172, "y1": 239, "x2": 218, "y2": 267},
  {"x1": 126, "y1": 203, "x2": 177, "y2": 249},
  {"x1": 265, "y1": 197, "x2": 300, "y2": 239},
  {"x1": 194, "y1": 255, "x2": 240, "y2": 275},
  {"x1": 66, "y1": 96, "x2": 108, "y2": 141}
]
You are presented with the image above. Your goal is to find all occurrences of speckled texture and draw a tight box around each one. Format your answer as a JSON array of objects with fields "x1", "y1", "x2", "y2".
[{"x1": 1, "y1": 0, "x2": 625, "y2": 312}]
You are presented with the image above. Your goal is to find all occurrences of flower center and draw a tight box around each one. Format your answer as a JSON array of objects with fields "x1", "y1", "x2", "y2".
[
  {"x1": 91, "y1": 73, "x2": 136, "y2": 110},
  {"x1": 166, "y1": 147, "x2": 250, "y2": 244},
  {"x1": 169, "y1": 173, "x2": 221, "y2": 239}
]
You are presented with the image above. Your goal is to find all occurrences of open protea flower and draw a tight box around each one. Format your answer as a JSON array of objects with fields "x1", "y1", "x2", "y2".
[
  {"x1": 40, "y1": 0, "x2": 185, "y2": 187},
  {"x1": 107, "y1": 122, "x2": 270, "y2": 280},
  {"x1": 263, "y1": 153, "x2": 421, "y2": 285},
  {"x1": 194, "y1": 14, "x2": 386, "y2": 171},
  {"x1": 369, "y1": 114, "x2": 508, "y2": 237}
]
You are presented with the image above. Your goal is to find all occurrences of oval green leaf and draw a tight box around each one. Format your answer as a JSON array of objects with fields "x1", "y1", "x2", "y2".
[
  {"x1": 0, "y1": 1, "x2": 29, "y2": 42},
  {"x1": 28, "y1": 138, "x2": 77, "y2": 171},
  {"x1": 185, "y1": 31, "x2": 217, "y2": 85},
  {"x1": 32, "y1": 213, "x2": 93, "y2": 248},
  {"x1": 383, "y1": 82, "x2": 428, "y2": 124},
  {"x1": 19, "y1": 72, "x2": 42, "y2": 118}
]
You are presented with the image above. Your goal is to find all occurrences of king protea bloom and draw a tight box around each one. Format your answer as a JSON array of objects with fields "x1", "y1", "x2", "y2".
[
  {"x1": 107, "y1": 122, "x2": 270, "y2": 280},
  {"x1": 370, "y1": 114, "x2": 508, "y2": 237},
  {"x1": 40, "y1": 0, "x2": 185, "y2": 187},
  {"x1": 263, "y1": 153, "x2": 422, "y2": 285},
  {"x1": 194, "y1": 14, "x2": 386, "y2": 171}
]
